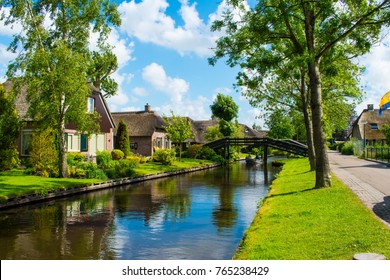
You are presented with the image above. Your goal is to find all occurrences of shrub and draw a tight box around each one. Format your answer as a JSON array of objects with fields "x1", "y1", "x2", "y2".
[
  {"x1": 30, "y1": 129, "x2": 58, "y2": 177},
  {"x1": 153, "y1": 148, "x2": 176, "y2": 165},
  {"x1": 67, "y1": 152, "x2": 85, "y2": 166},
  {"x1": 341, "y1": 141, "x2": 354, "y2": 155},
  {"x1": 187, "y1": 144, "x2": 202, "y2": 158},
  {"x1": 196, "y1": 146, "x2": 217, "y2": 160},
  {"x1": 112, "y1": 159, "x2": 137, "y2": 178},
  {"x1": 115, "y1": 120, "x2": 131, "y2": 157},
  {"x1": 96, "y1": 150, "x2": 112, "y2": 169},
  {"x1": 0, "y1": 148, "x2": 20, "y2": 171},
  {"x1": 111, "y1": 149, "x2": 124, "y2": 160},
  {"x1": 68, "y1": 162, "x2": 107, "y2": 180},
  {"x1": 211, "y1": 155, "x2": 225, "y2": 164}
]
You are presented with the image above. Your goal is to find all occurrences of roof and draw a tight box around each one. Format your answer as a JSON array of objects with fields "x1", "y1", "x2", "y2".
[
  {"x1": 2, "y1": 80, "x2": 30, "y2": 120},
  {"x1": 111, "y1": 111, "x2": 166, "y2": 137},
  {"x1": 353, "y1": 109, "x2": 390, "y2": 140},
  {"x1": 2, "y1": 81, "x2": 115, "y2": 128}
]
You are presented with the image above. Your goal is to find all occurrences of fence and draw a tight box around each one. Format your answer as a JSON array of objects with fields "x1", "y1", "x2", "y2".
[{"x1": 366, "y1": 147, "x2": 390, "y2": 163}]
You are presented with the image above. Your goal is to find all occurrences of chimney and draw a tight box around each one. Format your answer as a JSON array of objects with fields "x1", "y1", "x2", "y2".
[
  {"x1": 145, "y1": 103, "x2": 151, "y2": 112},
  {"x1": 367, "y1": 104, "x2": 374, "y2": 111}
]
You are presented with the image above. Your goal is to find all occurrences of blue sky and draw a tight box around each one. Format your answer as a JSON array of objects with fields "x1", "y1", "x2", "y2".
[{"x1": 1, "y1": 0, "x2": 390, "y2": 128}]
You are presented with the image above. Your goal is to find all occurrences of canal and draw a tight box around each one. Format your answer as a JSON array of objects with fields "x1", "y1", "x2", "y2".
[{"x1": 0, "y1": 161, "x2": 279, "y2": 260}]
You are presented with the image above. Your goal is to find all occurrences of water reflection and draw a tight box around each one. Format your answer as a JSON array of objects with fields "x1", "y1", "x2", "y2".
[{"x1": 0, "y1": 161, "x2": 279, "y2": 259}]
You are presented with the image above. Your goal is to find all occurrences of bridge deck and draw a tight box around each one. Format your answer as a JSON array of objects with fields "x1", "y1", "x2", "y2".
[{"x1": 204, "y1": 137, "x2": 308, "y2": 157}]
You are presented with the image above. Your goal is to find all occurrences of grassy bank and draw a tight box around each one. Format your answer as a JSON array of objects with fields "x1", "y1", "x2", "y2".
[
  {"x1": 234, "y1": 158, "x2": 390, "y2": 260},
  {"x1": 0, "y1": 158, "x2": 214, "y2": 202}
]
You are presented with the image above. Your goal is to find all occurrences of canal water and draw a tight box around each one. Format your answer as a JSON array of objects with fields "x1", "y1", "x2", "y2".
[{"x1": 0, "y1": 161, "x2": 279, "y2": 260}]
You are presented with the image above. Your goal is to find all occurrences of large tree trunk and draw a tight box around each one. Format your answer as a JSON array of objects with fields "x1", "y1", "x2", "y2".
[
  {"x1": 300, "y1": 69, "x2": 316, "y2": 171},
  {"x1": 308, "y1": 61, "x2": 331, "y2": 188},
  {"x1": 58, "y1": 95, "x2": 68, "y2": 178}
]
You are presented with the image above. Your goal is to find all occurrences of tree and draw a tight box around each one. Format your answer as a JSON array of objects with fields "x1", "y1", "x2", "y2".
[
  {"x1": 210, "y1": 93, "x2": 239, "y2": 137},
  {"x1": 210, "y1": 0, "x2": 389, "y2": 188},
  {"x1": 204, "y1": 125, "x2": 224, "y2": 142},
  {"x1": 0, "y1": 84, "x2": 21, "y2": 170},
  {"x1": 2, "y1": 0, "x2": 121, "y2": 177},
  {"x1": 163, "y1": 112, "x2": 194, "y2": 161},
  {"x1": 380, "y1": 124, "x2": 390, "y2": 145},
  {"x1": 30, "y1": 129, "x2": 58, "y2": 177},
  {"x1": 115, "y1": 120, "x2": 131, "y2": 157},
  {"x1": 266, "y1": 108, "x2": 294, "y2": 139}
]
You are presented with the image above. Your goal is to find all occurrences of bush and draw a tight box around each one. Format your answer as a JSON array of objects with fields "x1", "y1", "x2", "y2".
[
  {"x1": 341, "y1": 141, "x2": 354, "y2": 155},
  {"x1": 96, "y1": 150, "x2": 112, "y2": 169},
  {"x1": 153, "y1": 148, "x2": 176, "y2": 165},
  {"x1": 187, "y1": 144, "x2": 202, "y2": 158},
  {"x1": 0, "y1": 148, "x2": 20, "y2": 170},
  {"x1": 111, "y1": 149, "x2": 124, "y2": 160},
  {"x1": 67, "y1": 152, "x2": 85, "y2": 166},
  {"x1": 196, "y1": 146, "x2": 217, "y2": 160},
  {"x1": 68, "y1": 162, "x2": 107, "y2": 180},
  {"x1": 211, "y1": 155, "x2": 225, "y2": 164},
  {"x1": 30, "y1": 129, "x2": 58, "y2": 177}
]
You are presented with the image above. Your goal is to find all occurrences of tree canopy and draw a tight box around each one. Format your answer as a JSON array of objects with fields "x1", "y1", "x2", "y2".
[
  {"x1": 210, "y1": 93, "x2": 239, "y2": 137},
  {"x1": 1, "y1": 0, "x2": 121, "y2": 177}
]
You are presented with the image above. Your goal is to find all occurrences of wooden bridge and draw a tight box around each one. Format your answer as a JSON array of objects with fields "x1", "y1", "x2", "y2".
[{"x1": 204, "y1": 137, "x2": 308, "y2": 162}]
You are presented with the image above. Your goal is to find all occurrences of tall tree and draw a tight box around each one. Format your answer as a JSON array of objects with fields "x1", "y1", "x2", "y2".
[
  {"x1": 266, "y1": 108, "x2": 294, "y2": 140},
  {"x1": 0, "y1": 84, "x2": 21, "y2": 170},
  {"x1": 210, "y1": 0, "x2": 389, "y2": 188},
  {"x1": 163, "y1": 112, "x2": 194, "y2": 161},
  {"x1": 115, "y1": 120, "x2": 131, "y2": 157},
  {"x1": 1, "y1": 0, "x2": 121, "y2": 177},
  {"x1": 210, "y1": 93, "x2": 239, "y2": 137}
]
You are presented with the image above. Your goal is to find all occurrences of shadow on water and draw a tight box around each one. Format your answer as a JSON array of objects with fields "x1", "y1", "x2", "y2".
[{"x1": 373, "y1": 196, "x2": 390, "y2": 225}]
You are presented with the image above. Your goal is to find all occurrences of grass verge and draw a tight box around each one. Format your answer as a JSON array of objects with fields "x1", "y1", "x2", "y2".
[
  {"x1": 0, "y1": 158, "x2": 215, "y2": 202},
  {"x1": 234, "y1": 158, "x2": 390, "y2": 260}
]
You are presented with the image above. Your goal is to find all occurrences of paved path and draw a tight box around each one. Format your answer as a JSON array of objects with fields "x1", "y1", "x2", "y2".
[{"x1": 328, "y1": 151, "x2": 390, "y2": 227}]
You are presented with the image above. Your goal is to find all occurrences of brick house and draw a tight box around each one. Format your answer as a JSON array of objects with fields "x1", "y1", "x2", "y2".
[
  {"x1": 3, "y1": 81, "x2": 116, "y2": 157},
  {"x1": 111, "y1": 104, "x2": 171, "y2": 157}
]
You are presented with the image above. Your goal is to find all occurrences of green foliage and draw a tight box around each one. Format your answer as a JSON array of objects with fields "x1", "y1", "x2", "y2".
[
  {"x1": 153, "y1": 148, "x2": 176, "y2": 165},
  {"x1": 0, "y1": 84, "x2": 21, "y2": 170},
  {"x1": 96, "y1": 150, "x2": 112, "y2": 169},
  {"x1": 3, "y1": 0, "x2": 121, "y2": 177},
  {"x1": 196, "y1": 146, "x2": 217, "y2": 160},
  {"x1": 210, "y1": 93, "x2": 239, "y2": 122},
  {"x1": 115, "y1": 120, "x2": 131, "y2": 157},
  {"x1": 266, "y1": 109, "x2": 294, "y2": 139},
  {"x1": 68, "y1": 162, "x2": 107, "y2": 180},
  {"x1": 380, "y1": 124, "x2": 390, "y2": 144},
  {"x1": 111, "y1": 149, "x2": 124, "y2": 160},
  {"x1": 341, "y1": 141, "x2": 354, "y2": 155},
  {"x1": 163, "y1": 111, "x2": 194, "y2": 161},
  {"x1": 30, "y1": 129, "x2": 58, "y2": 177},
  {"x1": 67, "y1": 152, "x2": 86, "y2": 166},
  {"x1": 204, "y1": 125, "x2": 223, "y2": 142},
  {"x1": 187, "y1": 144, "x2": 203, "y2": 158}
]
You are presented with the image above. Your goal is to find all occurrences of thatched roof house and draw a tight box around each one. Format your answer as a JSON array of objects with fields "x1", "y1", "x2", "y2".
[{"x1": 351, "y1": 107, "x2": 390, "y2": 145}]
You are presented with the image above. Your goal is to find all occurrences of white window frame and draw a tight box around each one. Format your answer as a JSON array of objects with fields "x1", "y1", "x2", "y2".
[{"x1": 87, "y1": 97, "x2": 94, "y2": 113}]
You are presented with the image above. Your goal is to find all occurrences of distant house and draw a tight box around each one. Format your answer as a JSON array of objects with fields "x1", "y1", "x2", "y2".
[
  {"x1": 111, "y1": 104, "x2": 171, "y2": 157},
  {"x1": 350, "y1": 105, "x2": 390, "y2": 146},
  {"x1": 2, "y1": 81, "x2": 116, "y2": 157}
]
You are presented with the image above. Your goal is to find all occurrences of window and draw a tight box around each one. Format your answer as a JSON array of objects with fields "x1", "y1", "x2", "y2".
[
  {"x1": 156, "y1": 137, "x2": 162, "y2": 148},
  {"x1": 21, "y1": 130, "x2": 33, "y2": 156},
  {"x1": 87, "y1": 97, "x2": 94, "y2": 113},
  {"x1": 130, "y1": 143, "x2": 138, "y2": 149},
  {"x1": 370, "y1": 123, "x2": 378, "y2": 130},
  {"x1": 164, "y1": 137, "x2": 169, "y2": 148}
]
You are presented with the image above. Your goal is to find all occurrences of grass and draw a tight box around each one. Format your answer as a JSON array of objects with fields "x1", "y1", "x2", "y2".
[
  {"x1": 0, "y1": 158, "x2": 215, "y2": 202},
  {"x1": 234, "y1": 158, "x2": 390, "y2": 260}
]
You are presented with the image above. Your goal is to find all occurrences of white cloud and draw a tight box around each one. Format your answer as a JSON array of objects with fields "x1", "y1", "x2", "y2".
[
  {"x1": 118, "y1": 0, "x2": 239, "y2": 57},
  {"x1": 142, "y1": 62, "x2": 189, "y2": 103},
  {"x1": 0, "y1": 7, "x2": 24, "y2": 36},
  {"x1": 356, "y1": 33, "x2": 390, "y2": 112},
  {"x1": 133, "y1": 87, "x2": 149, "y2": 97}
]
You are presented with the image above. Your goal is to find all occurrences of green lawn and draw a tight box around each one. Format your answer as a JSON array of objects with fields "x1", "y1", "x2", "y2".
[
  {"x1": 0, "y1": 158, "x2": 216, "y2": 202},
  {"x1": 234, "y1": 158, "x2": 390, "y2": 260}
]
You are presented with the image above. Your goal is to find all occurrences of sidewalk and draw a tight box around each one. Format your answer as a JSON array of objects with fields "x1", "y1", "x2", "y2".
[{"x1": 328, "y1": 150, "x2": 390, "y2": 228}]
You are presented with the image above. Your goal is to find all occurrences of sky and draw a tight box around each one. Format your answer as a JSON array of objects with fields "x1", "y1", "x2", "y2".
[{"x1": 1, "y1": 0, "x2": 390, "y2": 129}]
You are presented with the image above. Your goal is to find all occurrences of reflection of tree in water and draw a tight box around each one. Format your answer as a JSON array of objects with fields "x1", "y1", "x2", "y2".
[
  {"x1": 212, "y1": 166, "x2": 238, "y2": 232},
  {"x1": 155, "y1": 178, "x2": 191, "y2": 222},
  {"x1": 0, "y1": 193, "x2": 117, "y2": 259}
]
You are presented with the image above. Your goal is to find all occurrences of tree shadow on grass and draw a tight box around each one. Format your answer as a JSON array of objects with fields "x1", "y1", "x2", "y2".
[
  {"x1": 267, "y1": 186, "x2": 318, "y2": 198},
  {"x1": 373, "y1": 196, "x2": 390, "y2": 226}
]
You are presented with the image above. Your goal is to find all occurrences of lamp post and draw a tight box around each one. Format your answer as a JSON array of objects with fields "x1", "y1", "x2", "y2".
[{"x1": 362, "y1": 121, "x2": 367, "y2": 158}]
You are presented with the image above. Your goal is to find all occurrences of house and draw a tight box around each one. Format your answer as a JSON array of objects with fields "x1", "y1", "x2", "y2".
[
  {"x1": 350, "y1": 105, "x2": 390, "y2": 146},
  {"x1": 2, "y1": 81, "x2": 116, "y2": 157},
  {"x1": 111, "y1": 104, "x2": 171, "y2": 157}
]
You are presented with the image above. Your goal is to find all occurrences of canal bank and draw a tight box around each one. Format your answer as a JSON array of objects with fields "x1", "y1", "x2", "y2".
[
  {"x1": 0, "y1": 162, "x2": 221, "y2": 210},
  {"x1": 233, "y1": 158, "x2": 390, "y2": 260}
]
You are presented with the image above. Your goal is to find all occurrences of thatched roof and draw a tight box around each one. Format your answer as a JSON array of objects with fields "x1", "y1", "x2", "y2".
[
  {"x1": 2, "y1": 80, "x2": 30, "y2": 120},
  {"x1": 112, "y1": 110, "x2": 166, "y2": 137},
  {"x1": 353, "y1": 109, "x2": 390, "y2": 140}
]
